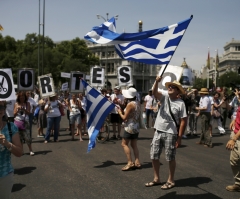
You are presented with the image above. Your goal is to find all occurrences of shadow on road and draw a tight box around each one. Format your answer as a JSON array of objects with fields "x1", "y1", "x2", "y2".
[
  {"x1": 14, "y1": 167, "x2": 36, "y2": 175},
  {"x1": 158, "y1": 191, "x2": 222, "y2": 199},
  {"x1": 34, "y1": 150, "x2": 52, "y2": 155},
  {"x1": 212, "y1": 143, "x2": 224, "y2": 147},
  {"x1": 12, "y1": 183, "x2": 26, "y2": 192}
]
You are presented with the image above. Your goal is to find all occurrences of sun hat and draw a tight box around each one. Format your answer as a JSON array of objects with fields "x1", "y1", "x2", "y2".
[
  {"x1": 114, "y1": 86, "x2": 120, "y2": 90},
  {"x1": 199, "y1": 88, "x2": 209, "y2": 94},
  {"x1": 165, "y1": 80, "x2": 185, "y2": 94},
  {"x1": 122, "y1": 88, "x2": 137, "y2": 99}
]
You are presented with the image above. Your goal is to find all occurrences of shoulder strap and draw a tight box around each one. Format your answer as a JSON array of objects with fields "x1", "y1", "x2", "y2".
[
  {"x1": 167, "y1": 98, "x2": 179, "y2": 129},
  {"x1": 7, "y1": 122, "x2": 12, "y2": 139}
]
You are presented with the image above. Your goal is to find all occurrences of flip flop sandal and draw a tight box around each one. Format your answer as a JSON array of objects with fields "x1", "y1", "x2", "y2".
[
  {"x1": 121, "y1": 163, "x2": 135, "y2": 171},
  {"x1": 145, "y1": 181, "x2": 162, "y2": 187},
  {"x1": 161, "y1": 182, "x2": 175, "y2": 190}
]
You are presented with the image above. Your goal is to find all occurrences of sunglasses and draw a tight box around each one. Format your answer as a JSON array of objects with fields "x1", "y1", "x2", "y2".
[{"x1": 168, "y1": 85, "x2": 178, "y2": 90}]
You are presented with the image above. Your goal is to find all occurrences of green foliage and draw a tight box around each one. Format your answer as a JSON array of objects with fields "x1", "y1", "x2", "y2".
[{"x1": 0, "y1": 33, "x2": 99, "y2": 85}]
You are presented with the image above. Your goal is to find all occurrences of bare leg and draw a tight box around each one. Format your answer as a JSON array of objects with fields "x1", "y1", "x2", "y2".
[
  {"x1": 112, "y1": 123, "x2": 116, "y2": 136},
  {"x1": 78, "y1": 124, "x2": 83, "y2": 141},
  {"x1": 121, "y1": 138, "x2": 132, "y2": 164},
  {"x1": 117, "y1": 123, "x2": 121, "y2": 137},
  {"x1": 71, "y1": 124, "x2": 75, "y2": 140},
  {"x1": 167, "y1": 159, "x2": 176, "y2": 183},
  {"x1": 152, "y1": 159, "x2": 161, "y2": 182},
  {"x1": 130, "y1": 139, "x2": 140, "y2": 165}
]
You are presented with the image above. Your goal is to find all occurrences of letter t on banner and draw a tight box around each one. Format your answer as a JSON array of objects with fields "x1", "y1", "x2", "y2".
[{"x1": 70, "y1": 71, "x2": 85, "y2": 93}]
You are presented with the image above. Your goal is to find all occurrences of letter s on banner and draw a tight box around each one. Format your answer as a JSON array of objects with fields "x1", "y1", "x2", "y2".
[
  {"x1": 0, "y1": 69, "x2": 15, "y2": 101},
  {"x1": 18, "y1": 69, "x2": 35, "y2": 91},
  {"x1": 38, "y1": 73, "x2": 55, "y2": 98},
  {"x1": 117, "y1": 66, "x2": 132, "y2": 87},
  {"x1": 157, "y1": 65, "x2": 183, "y2": 92}
]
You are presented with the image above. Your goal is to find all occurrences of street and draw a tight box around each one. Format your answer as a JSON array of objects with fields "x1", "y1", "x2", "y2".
[{"x1": 10, "y1": 115, "x2": 239, "y2": 199}]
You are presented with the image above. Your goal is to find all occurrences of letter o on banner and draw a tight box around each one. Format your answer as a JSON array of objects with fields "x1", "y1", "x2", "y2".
[
  {"x1": 157, "y1": 65, "x2": 183, "y2": 92},
  {"x1": 18, "y1": 69, "x2": 35, "y2": 91}
]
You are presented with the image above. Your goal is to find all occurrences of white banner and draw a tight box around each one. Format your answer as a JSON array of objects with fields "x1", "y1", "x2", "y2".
[
  {"x1": 38, "y1": 73, "x2": 55, "y2": 98},
  {"x1": 70, "y1": 72, "x2": 85, "y2": 93},
  {"x1": 90, "y1": 66, "x2": 105, "y2": 87},
  {"x1": 61, "y1": 82, "x2": 68, "y2": 91},
  {"x1": 0, "y1": 68, "x2": 16, "y2": 101},
  {"x1": 157, "y1": 65, "x2": 183, "y2": 93},
  {"x1": 117, "y1": 65, "x2": 133, "y2": 86},
  {"x1": 61, "y1": 72, "x2": 70, "y2": 78},
  {"x1": 17, "y1": 68, "x2": 35, "y2": 91}
]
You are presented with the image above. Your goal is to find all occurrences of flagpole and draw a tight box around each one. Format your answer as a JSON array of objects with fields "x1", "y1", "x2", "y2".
[
  {"x1": 207, "y1": 68, "x2": 209, "y2": 89},
  {"x1": 215, "y1": 49, "x2": 217, "y2": 88},
  {"x1": 160, "y1": 15, "x2": 193, "y2": 76}
]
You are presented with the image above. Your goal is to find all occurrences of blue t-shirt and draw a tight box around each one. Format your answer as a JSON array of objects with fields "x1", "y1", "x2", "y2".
[{"x1": 0, "y1": 122, "x2": 18, "y2": 178}]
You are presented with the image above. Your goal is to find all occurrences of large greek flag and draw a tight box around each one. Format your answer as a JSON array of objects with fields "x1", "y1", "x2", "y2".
[
  {"x1": 82, "y1": 80, "x2": 115, "y2": 152},
  {"x1": 84, "y1": 16, "x2": 192, "y2": 65}
]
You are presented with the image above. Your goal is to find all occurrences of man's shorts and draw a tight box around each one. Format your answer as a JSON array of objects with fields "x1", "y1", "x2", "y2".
[
  {"x1": 150, "y1": 130, "x2": 177, "y2": 161},
  {"x1": 110, "y1": 113, "x2": 122, "y2": 124},
  {"x1": 69, "y1": 114, "x2": 81, "y2": 125}
]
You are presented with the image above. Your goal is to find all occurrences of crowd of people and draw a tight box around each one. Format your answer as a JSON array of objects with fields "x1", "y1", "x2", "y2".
[{"x1": 1, "y1": 78, "x2": 240, "y2": 198}]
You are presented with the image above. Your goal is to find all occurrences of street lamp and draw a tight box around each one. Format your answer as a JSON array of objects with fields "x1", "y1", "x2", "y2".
[{"x1": 96, "y1": 13, "x2": 118, "y2": 88}]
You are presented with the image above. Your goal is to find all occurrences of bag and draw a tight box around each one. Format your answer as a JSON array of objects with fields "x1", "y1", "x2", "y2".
[
  {"x1": 80, "y1": 108, "x2": 86, "y2": 119},
  {"x1": 33, "y1": 106, "x2": 40, "y2": 117},
  {"x1": 14, "y1": 120, "x2": 25, "y2": 131},
  {"x1": 213, "y1": 109, "x2": 221, "y2": 119}
]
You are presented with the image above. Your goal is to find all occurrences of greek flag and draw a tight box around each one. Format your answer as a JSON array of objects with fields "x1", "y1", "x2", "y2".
[
  {"x1": 84, "y1": 16, "x2": 192, "y2": 65},
  {"x1": 82, "y1": 80, "x2": 115, "y2": 152}
]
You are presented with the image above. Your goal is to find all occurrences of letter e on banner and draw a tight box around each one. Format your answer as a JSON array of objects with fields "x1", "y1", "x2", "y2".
[
  {"x1": 70, "y1": 72, "x2": 85, "y2": 92},
  {"x1": 18, "y1": 69, "x2": 35, "y2": 91},
  {"x1": 117, "y1": 66, "x2": 132, "y2": 86},
  {"x1": 0, "y1": 68, "x2": 16, "y2": 101},
  {"x1": 157, "y1": 65, "x2": 183, "y2": 92},
  {"x1": 38, "y1": 73, "x2": 55, "y2": 98},
  {"x1": 90, "y1": 66, "x2": 104, "y2": 87}
]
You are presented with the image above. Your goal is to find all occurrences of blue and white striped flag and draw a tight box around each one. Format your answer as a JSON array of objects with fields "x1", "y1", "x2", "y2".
[
  {"x1": 82, "y1": 80, "x2": 115, "y2": 152},
  {"x1": 84, "y1": 16, "x2": 192, "y2": 65}
]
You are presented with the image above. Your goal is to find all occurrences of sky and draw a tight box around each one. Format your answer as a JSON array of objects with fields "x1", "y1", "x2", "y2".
[{"x1": 0, "y1": 0, "x2": 240, "y2": 71}]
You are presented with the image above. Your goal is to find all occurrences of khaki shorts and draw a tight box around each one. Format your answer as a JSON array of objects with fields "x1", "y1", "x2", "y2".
[{"x1": 150, "y1": 131, "x2": 177, "y2": 161}]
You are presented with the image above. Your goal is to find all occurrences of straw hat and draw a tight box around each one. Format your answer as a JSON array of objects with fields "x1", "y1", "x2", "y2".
[
  {"x1": 199, "y1": 88, "x2": 209, "y2": 94},
  {"x1": 165, "y1": 80, "x2": 185, "y2": 94}
]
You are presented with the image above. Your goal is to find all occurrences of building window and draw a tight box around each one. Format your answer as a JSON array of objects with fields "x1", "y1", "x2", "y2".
[
  {"x1": 235, "y1": 46, "x2": 240, "y2": 51},
  {"x1": 102, "y1": 52, "x2": 105, "y2": 58},
  {"x1": 111, "y1": 63, "x2": 114, "y2": 73}
]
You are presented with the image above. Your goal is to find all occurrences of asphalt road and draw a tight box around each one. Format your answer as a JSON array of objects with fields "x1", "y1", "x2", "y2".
[{"x1": 10, "y1": 115, "x2": 239, "y2": 199}]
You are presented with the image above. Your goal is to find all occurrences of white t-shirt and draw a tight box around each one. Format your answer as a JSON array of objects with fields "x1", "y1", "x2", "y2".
[
  {"x1": 110, "y1": 94, "x2": 124, "y2": 114},
  {"x1": 199, "y1": 96, "x2": 212, "y2": 112},
  {"x1": 28, "y1": 97, "x2": 38, "y2": 113},
  {"x1": 34, "y1": 94, "x2": 40, "y2": 104},
  {"x1": 5, "y1": 100, "x2": 16, "y2": 117},
  {"x1": 144, "y1": 95, "x2": 154, "y2": 109},
  {"x1": 69, "y1": 99, "x2": 81, "y2": 116},
  {"x1": 154, "y1": 93, "x2": 187, "y2": 134},
  {"x1": 78, "y1": 97, "x2": 87, "y2": 111},
  {"x1": 44, "y1": 100, "x2": 61, "y2": 118}
]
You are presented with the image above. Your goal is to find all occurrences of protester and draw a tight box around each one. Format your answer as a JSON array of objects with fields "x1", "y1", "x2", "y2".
[
  {"x1": 195, "y1": 88, "x2": 212, "y2": 148},
  {"x1": 37, "y1": 99, "x2": 47, "y2": 138},
  {"x1": 110, "y1": 86, "x2": 124, "y2": 140},
  {"x1": 220, "y1": 87, "x2": 229, "y2": 129},
  {"x1": 77, "y1": 93, "x2": 87, "y2": 136},
  {"x1": 117, "y1": 87, "x2": 141, "y2": 171},
  {"x1": 0, "y1": 101, "x2": 22, "y2": 199},
  {"x1": 143, "y1": 89, "x2": 154, "y2": 128},
  {"x1": 26, "y1": 91, "x2": 38, "y2": 138},
  {"x1": 229, "y1": 88, "x2": 240, "y2": 121},
  {"x1": 212, "y1": 92, "x2": 226, "y2": 135},
  {"x1": 186, "y1": 89, "x2": 200, "y2": 136},
  {"x1": 14, "y1": 91, "x2": 35, "y2": 155},
  {"x1": 145, "y1": 77, "x2": 187, "y2": 189},
  {"x1": 225, "y1": 106, "x2": 240, "y2": 192},
  {"x1": 44, "y1": 94, "x2": 62, "y2": 143},
  {"x1": 68, "y1": 93, "x2": 83, "y2": 141},
  {"x1": 63, "y1": 91, "x2": 71, "y2": 132}
]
